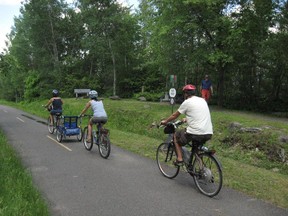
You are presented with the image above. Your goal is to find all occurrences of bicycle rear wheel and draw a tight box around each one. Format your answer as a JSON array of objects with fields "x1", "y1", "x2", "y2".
[
  {"x1": 156, "y1": 143, "x2": 180, "y2": 179},
  {"x1": 83, "y1": 127, "x2": 93, "y2": 151},
  {"x1": 98, "y1": 133, "x2": 111, "y2": 159},
  {"x1": 56, "y1": 128, "x2": 63, "y2": 142},
  {"x1": 192, "y1": 153, "x2": 223, "y2": 197},
  {"x1": 47, "y1": 116, "x2": 54, "y2": 134}
]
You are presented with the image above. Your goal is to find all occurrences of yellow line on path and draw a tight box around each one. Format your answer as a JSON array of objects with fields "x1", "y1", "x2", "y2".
[{"x1": 46, "y1": 135, "x2": 72, "y2": 151}]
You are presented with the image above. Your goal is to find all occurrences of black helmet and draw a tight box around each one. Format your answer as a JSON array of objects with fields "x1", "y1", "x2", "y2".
[{"x1": 52, "y1": 89, "x2": 59, "y2": 97}]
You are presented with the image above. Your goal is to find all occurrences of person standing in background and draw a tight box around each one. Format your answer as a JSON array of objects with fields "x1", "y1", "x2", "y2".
[{"x1": 200, "y1": 75, "x2": 213, "y2": 102}]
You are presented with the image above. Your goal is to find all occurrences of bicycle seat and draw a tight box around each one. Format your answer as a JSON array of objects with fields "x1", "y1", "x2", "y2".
[
  {"x1": 55, "y1": 112, "x2": 62, "y2": 116},
  {"x1": 191, "y1": 140, "x2": 207, "y2": 146},
  {"x1": 191, "y1": 139, "x2": 213, "y2": 152}
]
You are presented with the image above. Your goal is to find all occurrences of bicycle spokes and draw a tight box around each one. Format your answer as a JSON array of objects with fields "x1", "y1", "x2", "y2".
[
  {"x1": 98, "y1": 134, "x2": 111, "y2": 159},
  {"x1": 156, "y1": 143, "x2": 180, "y2": 179},
  {"x1": 192, "y1": 153, "x2": 222, "y2": 197}
]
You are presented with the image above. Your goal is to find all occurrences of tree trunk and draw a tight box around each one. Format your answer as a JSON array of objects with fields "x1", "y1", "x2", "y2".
[
  {"x1": 48, "y1": 4, "x2": 59, "y2": 65},
  {"x1": 217, "y1": 64, "x2": 225, "y2": 107},
  {"x1": 108, "y1": 38, "x2": 117, "y2": 96}
]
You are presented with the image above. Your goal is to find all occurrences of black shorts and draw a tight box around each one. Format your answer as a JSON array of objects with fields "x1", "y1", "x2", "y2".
[
  {"x1": 90, "y1": 116, "x2": 108, "y2": 124},
  {"x1": 50, "y1": 110, "x2": 62, "y2": 115},
  {"x1": 175, "y1": 128, "x2": 212, "y2": 146}
]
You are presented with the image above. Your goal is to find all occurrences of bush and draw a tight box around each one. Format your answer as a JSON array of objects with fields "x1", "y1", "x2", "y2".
[{"x1": 133, "y1": 92, "x2": 163, "y2": 102}]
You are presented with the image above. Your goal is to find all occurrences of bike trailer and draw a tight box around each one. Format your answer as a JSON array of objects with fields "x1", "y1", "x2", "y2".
[{"x1": 62, "y1": 116, "x2": 81, "y2": 135}]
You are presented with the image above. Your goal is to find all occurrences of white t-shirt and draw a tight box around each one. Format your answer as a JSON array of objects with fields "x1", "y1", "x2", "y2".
[{"x1": 178, "y1": 96, "x2": 213, "y2": 135}]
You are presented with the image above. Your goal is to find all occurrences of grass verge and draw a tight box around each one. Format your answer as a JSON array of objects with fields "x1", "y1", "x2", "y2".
[{"x1": 0, "y1": 129, "x2": 49, "y2": 216}]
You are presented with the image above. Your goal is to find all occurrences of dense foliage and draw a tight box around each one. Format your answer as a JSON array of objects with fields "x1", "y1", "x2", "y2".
[{"x1": 0, "y1": 0, "x2": 288, "y2": 112}]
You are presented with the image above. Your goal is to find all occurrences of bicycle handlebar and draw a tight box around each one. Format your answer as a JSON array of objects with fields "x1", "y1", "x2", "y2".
[
  {"x1": 166, "y1": 120, "x2": 184, "y2": 129},
  {"x1": 157, "y1": 119, "x2": 184, "y2": 129},
  {"x1": 80, "y1": 114, "x2": 93, "y2": 118},
  {"x1": 42, "y1": 105, "x2": 50, "y2": 112}
]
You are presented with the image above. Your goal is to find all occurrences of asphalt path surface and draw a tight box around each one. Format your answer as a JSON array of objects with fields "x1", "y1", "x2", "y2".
[{"x1": 1, "y1": 105, "x2": 287, "y2": 216}]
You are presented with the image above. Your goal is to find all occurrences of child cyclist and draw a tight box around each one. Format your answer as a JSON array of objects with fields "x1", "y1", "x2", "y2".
[
  {"x1": 79, "y1": 90, "x2": 108, "y2": 143},
  {"x1": 44, "y1": 89, "x2": 63, "y2": 123}
]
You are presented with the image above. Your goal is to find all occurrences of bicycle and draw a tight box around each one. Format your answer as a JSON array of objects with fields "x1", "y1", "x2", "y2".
[
  {"x1": 82, "y1": 114, "x2": 111, "y2": 159},
  {"x1": 156, "y1": 120, "x2": 223, "y2": 197},
  {"x1": 43, "y1": 105, "x2": 63, "y2": 134}
]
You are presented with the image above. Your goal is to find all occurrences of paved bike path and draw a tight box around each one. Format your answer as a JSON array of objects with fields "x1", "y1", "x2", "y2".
[{"x1": 0, "y1": 105, "x2": 287, "y2": 216}]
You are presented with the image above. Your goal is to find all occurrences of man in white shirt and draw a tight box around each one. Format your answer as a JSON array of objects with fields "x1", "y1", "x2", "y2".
[{"x1": 161, "y1": 84, "x2": 213, "y2": 165}]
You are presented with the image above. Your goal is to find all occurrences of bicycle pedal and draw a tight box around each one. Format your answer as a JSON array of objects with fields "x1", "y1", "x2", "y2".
[{"x1": 173, "y1": 160, "x2": 184, "y2": 166}]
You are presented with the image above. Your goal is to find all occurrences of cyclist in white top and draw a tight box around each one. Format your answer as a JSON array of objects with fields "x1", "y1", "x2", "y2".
[
  {"x1": 161, "y1": 84, "x2": 213, "y2": 165},
  {"x1": 79, "y1": 90, "x2": 108, "y2": 143}
]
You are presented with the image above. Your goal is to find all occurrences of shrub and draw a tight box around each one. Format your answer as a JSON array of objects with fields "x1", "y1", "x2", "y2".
[{"x1": 133, "y1": 92, "x2": 163, "y2": 102}]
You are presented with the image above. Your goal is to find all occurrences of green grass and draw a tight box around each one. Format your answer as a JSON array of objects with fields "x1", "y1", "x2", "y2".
[
  {"x1": 0, "y1": 129, "x2": 49, "y2": 216},
  {"x1": 1, "y1": 98, "x2": 288, "y2": 209},
  {"x1": 110, "y1": 127, "x2": 288, "y2": 209}
]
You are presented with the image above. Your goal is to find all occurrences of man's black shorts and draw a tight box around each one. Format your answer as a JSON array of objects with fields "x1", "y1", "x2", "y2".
[{"x1": 175, "y1": 128, "x2": 212, "y2": 146}]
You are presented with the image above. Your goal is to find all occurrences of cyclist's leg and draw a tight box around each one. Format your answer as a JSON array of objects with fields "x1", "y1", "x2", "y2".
[
  {"x1": 49, "y1": 111, "x2": 55, "y2": 125},
  {"x1": 86, "y1": 118, "x2": 93, "y2": 142},
  {"x1": 174, "y1": 135, "x2": 183, "y2": 162},
  {"x1": 47, "y1": 112, "x2": 55, "y2": 134},
  {"x1": 174, "y1": 129, "x2": 188, "y2": 163},
  {"x1": 83, "y1": 126, "x2": 93, "y2": 150}
]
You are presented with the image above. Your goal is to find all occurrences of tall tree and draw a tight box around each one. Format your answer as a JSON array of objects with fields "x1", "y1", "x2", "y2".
[
  {"x1": 8, "y1": 0, "x2": 69, "y2": 100},
  {"x1": 77, "y1": 0, "x2": 139, "y2": 96}
]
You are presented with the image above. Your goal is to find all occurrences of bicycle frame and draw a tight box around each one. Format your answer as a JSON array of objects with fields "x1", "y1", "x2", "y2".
[
  {"x1": 95, "y1": 123, "x2": 103, "y2": 138},
  {"x1": 185, "y1": 142, "x2": 219, "y2": 173},
  {"x1": 53, "y1": 115, "x2": 60, "y2": 125}
]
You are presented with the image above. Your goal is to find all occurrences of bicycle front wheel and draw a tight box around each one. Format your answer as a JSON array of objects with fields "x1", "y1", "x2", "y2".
[
  {"x1": 83, "y1": 127, "x2": 93, "y2": 151},
  {"x1": 77, "y1": 128, "x2": 83, "y2": 141},
  {"x1": 156, "y1": 143, "x2": 180, "y2": 179},
  {"x1": 98, "y1": 133, "x2": 111, "y2": 159},
  {"x1": 192, "y1": 153, "x2": 223, "y2": 197},
  {"x1": 47, "y1": 117, "x2": 54, "y2": 134}
]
